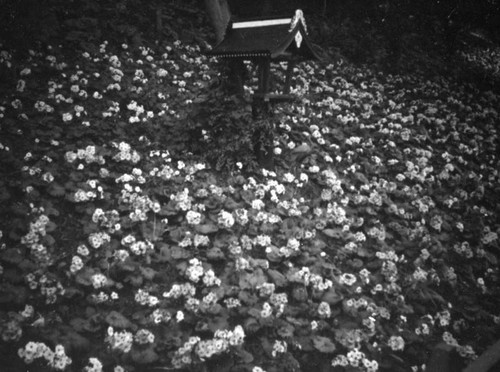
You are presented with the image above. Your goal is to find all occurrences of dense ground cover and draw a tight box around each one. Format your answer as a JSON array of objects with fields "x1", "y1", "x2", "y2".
[{"x1": 1, "y1": 6, "x2": 500, "y2": 372}]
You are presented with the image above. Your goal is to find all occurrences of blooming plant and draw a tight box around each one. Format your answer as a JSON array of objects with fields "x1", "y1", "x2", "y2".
[{"x1": 0, "y1": 5, "x2": 500, "y2": 372}]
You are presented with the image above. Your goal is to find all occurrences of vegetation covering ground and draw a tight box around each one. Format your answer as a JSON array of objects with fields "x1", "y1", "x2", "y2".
[{"x1": 1, "y1": 2, "x2": 500, "y2": 372}]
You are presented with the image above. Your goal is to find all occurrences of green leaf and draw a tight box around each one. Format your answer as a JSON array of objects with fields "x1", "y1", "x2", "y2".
[
  {"x1": 0, "y1": 248, "x2": 23, "y2": 264},
  {"x1": 45, "y1": 221, "x2": 57, "y2": 232},
  {"x1": 322, "y1": 228, "x2": 343, "y2": 239},
  {"x1": 195, "y1": 223, "x2": 219, "y2": 234},
  {"x1": 312, "y1": 335, "x2": 336, "y2": 353},
  {"x1": 267, "y1": 269, "x2": 287, "y2": 287},
  {"x1": 170, "y1": 246, "x2": 190, "y2": 260},
  {"x1": 239, "y1": 269, "x2": 267, "y2": 290},
  {"x1": 42, "y1": 234, "x2": 56, "y2": 246},
  {"x1": 140, "y1": 267, "x2": 157, "y2": 280},
  {"x1": 70, "y1": 318, "x2": 91, "y2": 332},
  {"x1": 239, "y1": 290, "x2": 258, "y2": 305},
  {"x1": 235, "y1": 346, "x2": 254, "y2": 363},
  {"x1": 208, "y1": 316, "x2": 229, "y2": 332},
  {"x1": 277, "y1": 323, "x2": 295, "y2": 338},
  {"x1": 207, "y1": 247, "x2": 225, "y2": 260},
  {"x1": 322, "y1": 288, "x2": 343, "y2": 305},
  {"x1": 141, "y1": 221, "x2": 165, "y2": 241},
  {"x1": 48, "y1": 182, "x2": 66, "y2": 197},
  {"x1": 75, "y1": 267, "x2": 95, "y2": 286},
  {"x1": 131, "y1": 346, "x2": 159, "y2": 364},
  {"x1": 105, "y1": 310, "x2": 133, "y2": 329}
]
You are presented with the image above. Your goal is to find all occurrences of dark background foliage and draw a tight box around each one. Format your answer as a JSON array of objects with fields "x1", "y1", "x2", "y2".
[{"x1": 1, "y1": 0, "x2": 499, "y2": 66}]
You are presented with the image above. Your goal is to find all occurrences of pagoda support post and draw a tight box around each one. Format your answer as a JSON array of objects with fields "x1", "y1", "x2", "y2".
[
  {"x1": 252, "y1": 57, "x2": 274, "y2": 169},
  {"x1": 284, "y1": 60, "x2": 296, "y2": 94}
]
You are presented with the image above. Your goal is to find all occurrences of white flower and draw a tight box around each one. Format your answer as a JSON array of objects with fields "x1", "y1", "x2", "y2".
[
  {"x1": 186, "y1": 210, "x2": 202, "y2": 225},
  {"x1": 70, "y1": 256, "x2": 84, "y2": 273},
  {"x1": 339, "y1": 273, "x2": 357, "y2": 286},
  {"x1": 387, "y1": 335, "x2": 405, "y2": 351},
  {"x1": 91, "y1": 273, "x2": 108, "y2": 289},
  {"x1": 218, "y1": 210, "x2": 234, "y2": 228},
  {"x1": 176, "y1": 311, "x2": 184, "y2": 322},
  {"x1": 62, "y1": 112, "x2": 73, "y2": 122},
  {"x1": 318, "y1": 301, "x2": 331, "y2": 318}
]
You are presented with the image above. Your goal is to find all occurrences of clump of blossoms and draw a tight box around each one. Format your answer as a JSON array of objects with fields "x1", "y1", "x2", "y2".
[
  {"x1": 1, "y1": 319, "x2": 22, "y2": 342},
  {"x1": 21, "y1": 211, "x2": 52, "y2": 265},
  {"x1": 171, "y1": 336, "x2": 200, "y2": 368},
  {"x1": 25, "y1": 273, "x2": 65, "y2": 304},
  {"x1": 331, "y1": 349, "x2": 379, "y2": 372},
  {"x1": 218, "y1": 210, "x2": 235, "y2": 228},
  {"x1": 91, "y1": 273, "x2": 109, "y2": 289},
  {"x1": 135, "y1": 329, "x2": 155, "y2": 344},
  {"x1": 112, "y1": 141, "x2": 141, "y2": 163},
  {"x1": 186, "y1": 210, "x2": 202, "y2": 225},
  {"x1": 185, "y1": 258, "x2": 204, "y2": 282},
  {"x1": 83, "y1": 357, "x2": 103, "y2": 372},
  {"x1": 271, "y1": 340, "x2": 287, "y2": 357},
  {"x1": 121, "y1": 234, "x2": 154, "y2": 256},
  {"x1": 119, "y1": 185, "x2": 160, "y2": 221},
  {"x1": 172, "y1": 325, "x2": 245, "y2": 368},
  {"x1": 106, "y1": 327, "x2": 134, "y2": 353},
  {"x1": 442, "y1": 331, "x2": 477, "y2": 359},
  {"x1": 171, "y1": 188, "x2": 193, "y2": 211},
  {"x1": 150, "y1": 308, "x2": 171, "y2": 324},
  {"x1": 18, "y1": 342, "x2": 72, "y2": 370},
  {"x1": 90, "y1": 291, "x2": 118, "y2": 304},
  {"x1": 65, "y1": 145, "x2": 105, "y2": 165},
  {"x1": 163, "y1": 282, "x2": 196, "y2": 299},
  {"x1": 135, "y1": 289, "x2": 159, "y2": 307},
  {"x1": 92, "y1": 208, "x2": 121, "y2": 233},
  {"x1": 202, "y1": 269, "x2": 221, "y2": 287},
  {"x1": 318, "y1": 301, "x2": 332, "y2": 318},
  {"x1": 387, "y1": 335, "x2": 405, "y2": 351},
  {"x1": 73, "y1": 187, "x2": 100, "y2": 203},
  {"x1": 334, "y1": 328, "x2": 369, "y2": 350},
  {"x1": 88, "y1": 231, "x2": 111, "y2": 249}
]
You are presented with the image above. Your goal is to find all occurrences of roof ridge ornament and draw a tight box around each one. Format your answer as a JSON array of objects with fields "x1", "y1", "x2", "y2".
[{"x1": 289, "y1": 9, "x2": 307, "y2": 34}]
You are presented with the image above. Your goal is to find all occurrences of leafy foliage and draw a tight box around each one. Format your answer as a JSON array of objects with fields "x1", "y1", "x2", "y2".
[{"x1": 1, "y1": 2, "x2": 500, "y2": 372}]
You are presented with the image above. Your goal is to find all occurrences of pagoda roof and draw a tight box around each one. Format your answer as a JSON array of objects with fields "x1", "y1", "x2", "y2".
[{"x1": 207, "y1": 9, "x2": 320, "y2": 61}]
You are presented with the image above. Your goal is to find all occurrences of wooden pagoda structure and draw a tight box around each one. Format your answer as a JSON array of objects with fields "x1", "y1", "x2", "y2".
[
  {"x1": 207, "y1": 9, "x2": 320, "y2": 101},
  {"x1": 206, "y1": 9, "x2": 320, "y2": 169}
]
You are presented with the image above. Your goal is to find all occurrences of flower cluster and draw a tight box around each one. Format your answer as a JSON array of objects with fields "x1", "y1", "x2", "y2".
[
  {"x1": 18, "y1": 343, "x2": 72, "y2": 370},
  {"x1": 135, "y1": 289, "x2": 159, "y2": 307},
  {"x1": 119, "y1": 185, "x2": 160, "y2": 221},
  {"x1": 1, "y1": 319, "x2": 22, "y2": 342},
  {"x1": 387, "y1": 335, "x2": 405, "y2": 351},
  {"x1": 135, "y1": 329, "x2": 155, "y2": 344},
  {"x1": 150, "y1": 308, "x2": 171, "y2": 324},
  {"x1": 91, "y1": 273, "x2": 108, "y2": 289},
  {"x1": 92, "y1": 208, "x2": 121, "y2": 233},
  {"x1": 83, "y1": 357, "x2": 103, "y2": 372},
  {"x1": 121, "y1": 234, "x2": 154, "y2": 256},
  {"x1": 271, "y1": 340, "x2": 287, "y2": 357},
  {"x1": 332, "y1": 350, "x2": 379, "y2": 372},
  {"x1": 218, "y1": 210, "x2": 235, "y2": 228},
  {"x1": 163, "y1": 282, "x2": 196, "y2": 299},
  {"x1": 88, "y1": 231, "x2": 111, "y2": 249},
  {"x1": 25, "y1": 273, "x2": 65, "y2": 304},
  {"x1": 65, "y1": 145, "x2": 105, "y2": 165},
  {"x1": 172, "y1": 325, "x2": 245, "y2": 368},
  {"x1": 185, "y1": 258, "x2": 204, "y2": 282},
  {"x1": 21, "y1": 211, "x2": 52, "y2": 265},
  {"x1": 106, "y1": 327, "x2": 134, "y2": 353},
  {"x1": 442, "y1": 332, "x2": 477, "y2": 359},
  {"x1": 112, "y1": 141, "x2": 141, "y2": 163}
]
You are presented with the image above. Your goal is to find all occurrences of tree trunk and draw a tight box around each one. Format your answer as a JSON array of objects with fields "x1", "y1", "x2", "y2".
[
  {"x1": 204, "y1": 0, "x2": 231, "y2": 44},
  {"x1": 204, "y1": 0, "x2": 245, "y2": 96}
]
